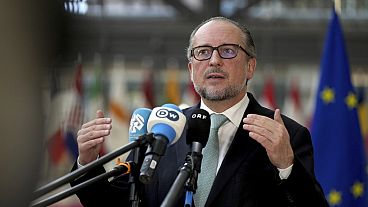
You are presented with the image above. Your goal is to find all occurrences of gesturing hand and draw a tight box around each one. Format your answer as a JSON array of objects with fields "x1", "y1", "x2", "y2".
[
  {"x1": 77, "y1": 110, "x2": 112, "y2": 165},
  {"x1": 242, "y1": 109, "x2": 294, "y2": 169}
]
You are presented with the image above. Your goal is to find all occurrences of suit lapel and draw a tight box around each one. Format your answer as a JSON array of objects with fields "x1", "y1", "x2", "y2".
[{"x1": 206, "y1": 93, "x2": 264, "y2": 206}]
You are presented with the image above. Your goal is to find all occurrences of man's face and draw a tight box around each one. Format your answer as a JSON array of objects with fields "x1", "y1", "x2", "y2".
[{"x1": 188, "y1": 20, "x2": 255, "y2": 102}]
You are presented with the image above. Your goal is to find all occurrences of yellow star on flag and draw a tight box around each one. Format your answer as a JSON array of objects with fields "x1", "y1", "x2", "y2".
[
  {"x1": 321, "y1": 87, "x2": 335, "y2": 104},
  {"x1": 351, "y1": 181, "x2": 364, "y2": 198},
  {"x1": 345, "y1": 92, "x2": 358, "y2": 109},
  {"x1": 328, "y1": 189, "x2": 342, "y2": 206}
]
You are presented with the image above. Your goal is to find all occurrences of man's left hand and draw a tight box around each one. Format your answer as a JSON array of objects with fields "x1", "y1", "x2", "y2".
[{"x1": 243, "y1": 109, "x2": 294, "y2": 169}]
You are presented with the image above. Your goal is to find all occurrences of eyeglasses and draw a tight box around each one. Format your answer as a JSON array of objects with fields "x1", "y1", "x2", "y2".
[{"x1": 190, "y1": 44, "x2": 250, "y2": 61}]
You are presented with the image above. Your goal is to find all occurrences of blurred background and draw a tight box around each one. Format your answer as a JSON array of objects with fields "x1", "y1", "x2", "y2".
[{"x1": 1, "y1": 0, "x2": 368, "y2": 206}]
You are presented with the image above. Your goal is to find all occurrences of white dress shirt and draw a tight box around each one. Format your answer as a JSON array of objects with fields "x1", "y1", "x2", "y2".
[{"x1": 200, "y1": 94, "x2": 292, "y2": 179}]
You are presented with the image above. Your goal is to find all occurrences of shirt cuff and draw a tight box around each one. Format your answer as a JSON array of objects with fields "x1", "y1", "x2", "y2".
[
  {"x1": 77, "y1": 156, "x2": 84, "y2": 168},
  {"x1": 77, "y1": 155, "x2": 99, "y2": 168},
  {"x1": 277, "y1": 164, "x2": 293, "y2": 180}
]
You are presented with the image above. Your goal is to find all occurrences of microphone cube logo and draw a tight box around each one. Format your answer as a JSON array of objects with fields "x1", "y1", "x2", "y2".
[
  {"x1": 130, "y1": 114, "x2": 145, "y2": 133},
  {"x1": 191, "y1": 113, "x2": 207, "y2": 120},
  {"x1": 156, "y1": 108, "x2": 179, "y2": 121}
]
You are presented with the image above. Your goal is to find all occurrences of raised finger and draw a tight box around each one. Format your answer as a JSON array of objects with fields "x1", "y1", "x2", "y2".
[
  {"x1": 96, "y1": 110, "x2": 104, "y2": 118},
  {"x1": 274, "y1": 109, "x2": 285, "y2": 125}
]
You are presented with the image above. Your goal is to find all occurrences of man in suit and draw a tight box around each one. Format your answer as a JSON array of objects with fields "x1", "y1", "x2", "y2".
[{"x1": 72, "y1": 17, "x2": 329, "y2": 206}]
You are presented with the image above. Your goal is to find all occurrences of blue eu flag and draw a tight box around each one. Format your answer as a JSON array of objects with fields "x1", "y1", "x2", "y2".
[{"x1": 311, "y1": 9, "x2": 367, "y2": 207}]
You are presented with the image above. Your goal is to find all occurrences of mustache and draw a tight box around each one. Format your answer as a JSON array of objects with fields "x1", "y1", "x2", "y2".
[{"x1": 204, "y1": 68, "x2": 228, "y2": 78}]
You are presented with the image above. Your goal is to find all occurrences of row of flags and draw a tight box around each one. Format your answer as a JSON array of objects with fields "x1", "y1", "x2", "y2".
[
  {"x1": 45, "y1": 60, "x2": 201, "y2": 169},
  {"x1": 258, "y1": 76, "x2": 310, "y2": 127},
  {"x1": 47, "y1": 64, "x2": 83, "y2": 166},
  {"x1": 43, "y1": 8, "x2": 368, "y2": 207}
]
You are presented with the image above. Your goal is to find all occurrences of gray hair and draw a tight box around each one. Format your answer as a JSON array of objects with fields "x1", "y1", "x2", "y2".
[{"x1": 186, "y1": 16, "x2": 257, "y2": 60}]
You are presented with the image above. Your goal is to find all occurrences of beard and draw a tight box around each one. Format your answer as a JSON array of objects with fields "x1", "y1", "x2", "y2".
[
  {"x1": 193, "y1": 82, "x2": 246, "y2": 101},
  {"x1": 191, "y1": 67, "x2": 247, "y2": 101}
]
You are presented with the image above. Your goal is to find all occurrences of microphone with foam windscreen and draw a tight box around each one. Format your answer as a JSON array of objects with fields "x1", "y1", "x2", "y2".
[
  {"x1": 186, "y1": 109, "x2": 211, "y2": 156},
  {"x1": 128, "y1": 107, "x2": 152, "y2": 168},
  {"x1": 185, "y1": 109, "x2": 211, "y2": 192},
  {"x1": 129, "y1": 108, "x2": 152, "y2": 142},
  {"x1": 128, "y1": 108, "x2": 152, "y2": 206},
  {"x1": 139, "y1": 104, "x2": 186, "y2": 184},
  {"x1": 160, "y1": 109, "x2": 210, "y2": 207}
]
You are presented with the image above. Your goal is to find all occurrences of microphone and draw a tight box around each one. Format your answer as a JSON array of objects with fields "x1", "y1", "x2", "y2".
[
  {"x1": 139, "y1": 103, "x2": 186, "y2": 184},
  {"x1": 128, "y1": 108, "x2": 151, "y2": 207},
  {"x1": 160, "y1": 109, "x2": 210, "y2": 207},
  {"x1": 185, "y1": 109, "x2": 211, "y2": 192},
  {"x1": 186, "y1": 109, "x2": 211, "y2": 153},
  {"x1": 128, "y1": 108, "x2": 152, "y2": 172},
  {"x1": 129, "y1": 108, "x2": 152, "y2": 142}
]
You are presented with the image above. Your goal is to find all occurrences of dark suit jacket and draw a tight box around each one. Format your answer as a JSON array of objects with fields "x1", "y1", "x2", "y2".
[{"x1": 71, "y1": 93, "x2": 329, "y2": 207}]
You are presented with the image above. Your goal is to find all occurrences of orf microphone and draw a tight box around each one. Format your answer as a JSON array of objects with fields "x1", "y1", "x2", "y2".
[
  {"x1": 139, "y1": 104, "x2": 186, "y2": 184},
  {"x1": 186, "y1": 109, "x2": 211, "y2": 191},
  {"x1": 160, "y1": 109, "x2": 210, "y2": 206},
  {"x1": 186, "y1": 109, "x2": 211, "y2": 152}
]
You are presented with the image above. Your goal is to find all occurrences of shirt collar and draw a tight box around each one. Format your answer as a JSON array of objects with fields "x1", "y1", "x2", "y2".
[{"x1": 200, "y1": 94, "x2": 249, "y2": 126}]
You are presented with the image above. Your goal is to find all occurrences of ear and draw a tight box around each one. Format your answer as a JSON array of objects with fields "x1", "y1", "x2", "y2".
[
  {"x1": 188, "y1": 61, "x2": 193, "y2": 81},
  {"x1": 246, "y1": 58, "x2": 256, "y2": 80}
]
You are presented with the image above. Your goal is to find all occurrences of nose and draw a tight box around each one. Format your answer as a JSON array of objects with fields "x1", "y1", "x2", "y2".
[{"x1": 209, "y1": 49, "x2": 223, "y2": 67}]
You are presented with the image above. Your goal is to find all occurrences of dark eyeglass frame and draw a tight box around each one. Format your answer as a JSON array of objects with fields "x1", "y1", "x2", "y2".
[{"x1": 190, "y1": 43, "x2": 251, "y2": 61}]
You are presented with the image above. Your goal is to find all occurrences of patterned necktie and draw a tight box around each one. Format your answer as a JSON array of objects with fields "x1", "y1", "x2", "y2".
[{"x1": 194, "y1": 113, "x2": 228, "y2": 207}]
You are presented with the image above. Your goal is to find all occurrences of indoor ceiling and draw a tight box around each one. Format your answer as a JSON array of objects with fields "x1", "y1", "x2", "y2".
[{"x1": 57, "y1": 0, "x2": 368, "y2": 69}]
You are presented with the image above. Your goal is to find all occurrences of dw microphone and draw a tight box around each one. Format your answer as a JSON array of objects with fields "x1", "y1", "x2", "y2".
[{"x1": 139, "y1": 104, "x2": 186, "y2": 184}]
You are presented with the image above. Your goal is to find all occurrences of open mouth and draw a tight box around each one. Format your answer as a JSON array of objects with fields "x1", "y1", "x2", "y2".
[{"x1": 206, "y1": 73, "x2": 225, "y2": 79}]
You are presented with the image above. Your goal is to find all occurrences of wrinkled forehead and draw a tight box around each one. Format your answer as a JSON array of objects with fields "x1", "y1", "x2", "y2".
[{"x1": 192, "y1": 20, "x2": 243, "y2": 47}]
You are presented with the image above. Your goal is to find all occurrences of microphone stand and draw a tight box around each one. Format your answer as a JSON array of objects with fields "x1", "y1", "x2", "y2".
[
  {"x1": 129, "y1": 144, "x2": 146, "y2": 207},
  {"x1": 161, "y1": 141, "x2": 204, "y2": 207},
  {"x1": 33, "y1": 133, "x2": 154, "y2": 200},
  {"x1": 31, "y1": 162, "x2": 133, "y2": 207},
  {"x1": 183, "y1": 149, "x2": 202, "y2": 207},
  {"x1": 160, "y1": 154, "x2": 193, "y2": 207}
]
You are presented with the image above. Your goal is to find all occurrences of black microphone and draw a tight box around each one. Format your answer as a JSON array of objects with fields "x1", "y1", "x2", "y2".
[
  {"x1": 139, "y1": 104, "x2": 186, "y2": 184},
  {"x1": 185, "y1": 109, "x2": 211, "y2": 192},
  {"x1": 160, "y1": 109, "x2": 210, "y2": 207},
  {"x1": 186, "y1": 109, "x2": 211, "y2": 152}
]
